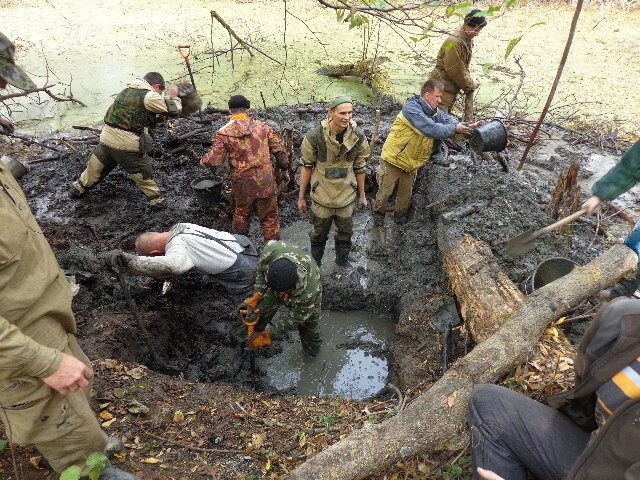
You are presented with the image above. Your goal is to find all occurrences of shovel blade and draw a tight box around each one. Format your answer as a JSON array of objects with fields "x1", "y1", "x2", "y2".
[{"x1": 505, "y1": 229, "x2": 538, "y2": 257}]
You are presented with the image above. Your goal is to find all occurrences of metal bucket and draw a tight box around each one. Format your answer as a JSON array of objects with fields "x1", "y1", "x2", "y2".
[
  {"x1": 191, "y1": 175, "x2": 223, "y2": 207},
  {"x1": 1, "y1": 155, "x2": 29, "y2": 179},
  {"x1": 525, "y1": 257, "x2": 578, "y2": 294},
  {"x1": 469, "y1": 120, "x2": 508, "y2": 153},
  {"x1": 177, "y1": 82, "x2": 202, "y2": 116}
]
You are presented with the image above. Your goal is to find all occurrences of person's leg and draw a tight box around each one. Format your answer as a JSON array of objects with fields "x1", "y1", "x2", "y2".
[
  {"x1": 469, "y1": 384, "x2": 590, "y2": 480},
  {"x1": 256, "y1": 195, "x2": 281, "y2": 241},
  {"x1": 393, "y1": 168, "x2": 417, "y2": 223},
  {"x1": 71, "y1": 145, "x2": 118, "y2": 197},
  {"x1": 372, "y1": 160, "x2": 399, "y2": 226},
  {"x1": 231, "y1": 182, "x2": 254, "y2": 235},
  {"x1": 213, "y1": 252, "x2": 258, "y2": 303},
  {"x1": 297, "y1": 301, "x2": 322, "y2": 356},
  {"x1": 333, "y1": 203, "x2": 355, "y2": 266},
  {"x1": 309, "y1": 203, "x2": 334, "y2": 265},
  {"x1": 113, "y1": 148, "x2": 165, "y2": 207}
]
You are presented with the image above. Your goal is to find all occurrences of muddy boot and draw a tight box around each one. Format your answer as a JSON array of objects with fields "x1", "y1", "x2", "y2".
[
  {"x1": 69, "y1": 182, "x2": 87, "y2": 199},
  {"x1": 310, "y1": 241, "x2": 326, "y2": 266},
  {"x1": 394, "y1": 213, "x2": 409, "y2": 225},
  {"x1": 149, "y1": 196, "x2": 167, "y2": 212},
  {"x1": 334, "y1": 240, "x2": 352, "y2": 267}
]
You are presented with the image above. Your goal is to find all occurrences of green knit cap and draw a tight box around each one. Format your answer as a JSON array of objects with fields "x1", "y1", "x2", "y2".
[{"x1": 327, "y1": 95, "x2": 352, "y2": 110}]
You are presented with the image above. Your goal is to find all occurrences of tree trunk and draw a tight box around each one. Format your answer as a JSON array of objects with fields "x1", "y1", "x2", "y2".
[
  {"x1": 442, "y1": 234, "x2": 525, "y2": 342},
  {"x1": 285, "y1": 244, "x2": 637, "y2": 480}
]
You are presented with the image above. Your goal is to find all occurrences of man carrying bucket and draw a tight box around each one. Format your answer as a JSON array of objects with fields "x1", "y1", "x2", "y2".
[
  {"x1": 100, "y1": 222, "x2": 258, "y2": 302},
  {"x1": 372, "y1": 79, "x2": 478, "y2": 230},
  {"x1": 201, "y1": 95, "x2": 288, "y2": 242}
]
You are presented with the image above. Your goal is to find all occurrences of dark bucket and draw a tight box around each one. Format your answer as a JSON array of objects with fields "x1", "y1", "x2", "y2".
[
  {"x1": 191, "y1": 175, "x2": 223, "y2": 207},
  {"x1": 469, "y1": 120, "x2": 508, "y2": 153},
  {"x1": 525, "y1": 257, "x2": 578, "y2": 294},
  {"x1": 177, "y1": 82, "x2": 202, "y2": 116}
]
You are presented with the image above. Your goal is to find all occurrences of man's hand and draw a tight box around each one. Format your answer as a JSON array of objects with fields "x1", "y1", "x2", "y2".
[
  {"x1": 582, "y1": 195, "x2": 602, "y2": 215},
  {"x1": 624, "y1": 223, "x2": 640, "y2": 256},
  {"x1": 455, "y1": 123, "x2": 473, "y2": 135},
  {"x1": 471, "y1": 78, "x2": 480, "y2": 91},
  {"x1": 298, "y1": 196, "x2": 308, "y2": 215},
  {"x1": 99, "y1": 250, "x2": 128, "y2": 270},
  {"x1": 358, "y1": 194, "x2": 368, "y2": 210},
  {"x1": 248, "y1": 330, "x2": 272, "y2": 350},
  {"x1": 167, "y1": 85, "x2": 179, "y2": 98},
  {"x1": 477, "y1": 468, "x2": 506, "y2": 480},
  {"x1": 243, "y1": 291, "x2": 264, "y2": 311},
  {"x1": 43, "y1": 353, "x2": 93, "y2": 395},
  {"x1": 0, "y1": 117, "x2": 15, "y2": 134}
]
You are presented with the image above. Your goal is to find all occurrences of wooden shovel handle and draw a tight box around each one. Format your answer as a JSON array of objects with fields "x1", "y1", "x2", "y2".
[
  {"x1": 539, "y1": 208, "x2": 587, "y2": 235},
  {"x1": 178, "y1": 45, "x2": 191, "y2": 60}
]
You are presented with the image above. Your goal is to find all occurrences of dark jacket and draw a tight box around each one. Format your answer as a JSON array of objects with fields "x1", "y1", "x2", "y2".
[
  {"x1": 591, "y1": 140, "x2": 640, "y2": 201},
  {"x1": 546, "y1": 297, "x2": 640, "y2": 479}
]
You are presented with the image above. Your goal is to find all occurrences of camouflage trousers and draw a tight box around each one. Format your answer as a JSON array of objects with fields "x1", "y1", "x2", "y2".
[
  {"x1": 0, "y1": 334, "x2": 108, "y2": 473},
  {"x1": 254, "y1": 290, "x2": 322, "y2": 356},
  {"x1": 309, "y1": 202, "x2": 355, "y2": 244},
  {"x1": 372, "y1": 160, "x2": 417, "y2": 220},
  {"x1": 73, "y1": 143, "x2": 164, "y2": 206},
  {"x1": 232, "y1": 185, "x2": 280, "y2": 241}
]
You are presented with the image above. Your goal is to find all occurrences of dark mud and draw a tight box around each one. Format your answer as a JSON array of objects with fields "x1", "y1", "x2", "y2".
[{"x1": 14, "y1": 101, "x2": 628, "y2": 395}]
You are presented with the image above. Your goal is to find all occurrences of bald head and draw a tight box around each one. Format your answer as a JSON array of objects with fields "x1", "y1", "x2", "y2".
[{"x1": 135, "y1": 231, "x2": 172, "y2": 256}]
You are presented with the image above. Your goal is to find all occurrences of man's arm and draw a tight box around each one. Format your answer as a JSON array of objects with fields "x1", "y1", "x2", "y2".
[
  {"x1": 201, "y1": 133, "x2": 228, "y2": 167},
  {"x1": 590, "y1": 140, "x2": 640, "y2": 204},
  {"x1": 126, "y1": 247, "x2": 195, "y2": 278},
  {"x1": 144, "y1": 87, "x2": 182, "y2": 116},
  {"x1": 402, "y1": 102, "x2": 456, "y2": 139},
  {"x1": 0, "y1": 315, "x2": 63, "y2": 379},
  {"x1": 298, "y1": 136, "x2": 317, "y2": 214},
  {"x1": 442, "y1": 39, "x2": 475, "y2": 93},
  {"x1": 353, "y1": 136, "x2": 370, "y2": 208}
]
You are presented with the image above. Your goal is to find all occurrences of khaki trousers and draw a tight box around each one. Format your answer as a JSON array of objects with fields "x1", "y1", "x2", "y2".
[
  {"x1": 0, "y1": 334, "x2": 108, "y2": 473},
  {"x1": 310, "y1": 202, "x2": 355, "y2": 244},
  {"x1": 372, "y1": 160, "x2": 417, "y2": 219},
  {"x1": 73, "y1": 143, "x2": 164, "y2": 205}
]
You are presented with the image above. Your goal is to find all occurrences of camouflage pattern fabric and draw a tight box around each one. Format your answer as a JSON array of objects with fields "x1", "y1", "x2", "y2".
[
  {"x1": 254, "y1": 241, "x2": 322, "y2": 355},
  {"x1": 0, "y1": 32, "x2": 36, "y2": 90},
  {"x1": 202, "y1": 115, "x2": 285, "y2": 240},
  {"x1": 232, "y1": 186, "x2": 280, "y2": 241},
  {"x1": 103, "y1": 87, "x2": 156, "y2": 133}
]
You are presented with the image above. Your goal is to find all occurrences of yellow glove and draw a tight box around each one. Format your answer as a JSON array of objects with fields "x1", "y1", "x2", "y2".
[
  {"x1": 244, "y1": 291, "x2": 264, "y2": 311},
  {"x1": 248, "y1": 330, "x2": 272, "y2": 350}
]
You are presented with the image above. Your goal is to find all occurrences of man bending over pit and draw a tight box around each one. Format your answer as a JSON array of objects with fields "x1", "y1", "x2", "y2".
[{"x1": 101, "y1": 223, "x2": 258, "y2": 301}]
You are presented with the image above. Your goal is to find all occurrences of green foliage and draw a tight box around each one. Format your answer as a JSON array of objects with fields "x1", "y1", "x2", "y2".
[
  {"x1": 504, "y1": 21, "x2": 546, "y2": 59},
  {"x1": 315, "y1": 413, "x2": 342, "y2": 428},
  {"x1": 435, "y1": 455, "x2": 473, "y2": 480},
  {"x1": 0, "y1": 439, "x2": 7, "y2": 452},
  {"x1": 481, "y1": 62, "x2": 496, "y2": 74},
  {"x1": 445, "y1": 1, "x2": 472, "y2": 17},
  {"x1": 59, "y1": 452, "x2": 108, "y2": 480}
]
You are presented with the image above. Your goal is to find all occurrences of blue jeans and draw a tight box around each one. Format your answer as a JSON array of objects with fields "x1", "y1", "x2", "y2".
[{"x1": 469, "y1": 384, "x2": 590, "y2": 480}]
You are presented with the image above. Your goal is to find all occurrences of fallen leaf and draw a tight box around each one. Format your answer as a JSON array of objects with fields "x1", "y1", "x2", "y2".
[
  {"x1": 126, "y1": 367, "x2": 146, "y2": 379},
  {"x1": 101, "y1": 418, "x2": 116, "y2": 428},
  {"x1": 447, "y1": 392, "x2": 456, "y2": 408},
  {"x1": 29, "y1": 456, "x2": 43, "y2": 469},
  {"x1": 173, "y1": 410, "x2": 185, "y2": 423},
  {"x1": 127, "y1": 399, "x2": 149, "y2": 415},
  {"x1": 141, "y1": 457, "x2": 161, "y2": 464},
  {"x1": 99, "y1": 411, "x2": 114, "y2": 420}
]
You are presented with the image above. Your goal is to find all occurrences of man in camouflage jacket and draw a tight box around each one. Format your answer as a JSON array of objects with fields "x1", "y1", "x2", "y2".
[
  {"x1": 69, "y1": 72, "x2": 182, "y2": 209},
  {"x1": 248, "y1": 240, "x2": 322, "y2": 356},
  {"x1": 201, "y1": 95, "x2": 288, "y2": 241}
]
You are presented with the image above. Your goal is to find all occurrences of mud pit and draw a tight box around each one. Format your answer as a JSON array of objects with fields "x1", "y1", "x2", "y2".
[{"x1": 3, "y1": 100, "x2": 638, "y2": 478}]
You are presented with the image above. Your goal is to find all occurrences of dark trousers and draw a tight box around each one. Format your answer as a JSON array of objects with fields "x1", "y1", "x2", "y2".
[{"x1": 469, "y1": 384, "x2": 590, "y2": 480}]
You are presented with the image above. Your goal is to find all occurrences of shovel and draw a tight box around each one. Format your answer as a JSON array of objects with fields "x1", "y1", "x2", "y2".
[
  {"x1": 178, "y1": 45, "x2": 197, "y2": 92},
  {"x1": 506, "y1": 208, "x2": 587, "y2": 258}
]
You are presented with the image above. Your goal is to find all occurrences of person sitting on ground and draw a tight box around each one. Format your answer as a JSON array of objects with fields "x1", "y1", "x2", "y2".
[
  {"x1": 201, "y1": 95, "x2": 288, "y2": 242},
  {"x1": 582, "y1": 139, "x2": 640, "y2": 299},
  {"x1": 0, "y1": 31, "x2": 140, "y2": 480},
  {"x1": 69, "y1": 72, "x2": 182, "y2": 210},
  {"x1": 469, "y1": 297, "x2": 640, "y2": 480},
  {"x1": 372, "y1": 79, "x2": 478, "y2": 228},
  {"x1": 242, "y1": 240, "x2": 322, "y2": 357},
  {"x1": 100, "y1": 223, "x2": 258, "y2": 302},
  {"x1": 297, "y1": 95, "x2": 370, "y2": 267}
]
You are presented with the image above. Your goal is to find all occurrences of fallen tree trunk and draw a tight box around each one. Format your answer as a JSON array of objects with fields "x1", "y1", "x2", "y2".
[
  {"x1": 285, "y1": 244, "x2": 637, "y2": 480},
  {"x1": 442, "y1": 234, "x2": 525, "y2": 342}
]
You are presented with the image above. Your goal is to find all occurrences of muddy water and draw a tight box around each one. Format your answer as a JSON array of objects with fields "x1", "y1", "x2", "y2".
[{"x1": 262, "y1": 310, "x2": 394, "y2": 400}]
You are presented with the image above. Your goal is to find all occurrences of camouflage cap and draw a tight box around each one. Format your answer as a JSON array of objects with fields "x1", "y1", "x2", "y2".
[{"x1": 0, "y1": 32, "x2": 36, "y2": 90}]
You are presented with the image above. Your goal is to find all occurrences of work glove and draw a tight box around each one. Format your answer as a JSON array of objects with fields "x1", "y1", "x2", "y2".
[
  {"x1": 99, "y1": 250, "x2": 129, "y2": 270},
  {"x1": 0, "y1": 117, "x2": 15, "y2": 135},
  {"x1": 624, "y1": 221, "x2": 640, "y2": 256},
  {"x1": 248, "y1": 330, "x2": 272, "y2": 350},
  {"x1": 243, "y1": 291, "x2": 264, "y2": 311}
]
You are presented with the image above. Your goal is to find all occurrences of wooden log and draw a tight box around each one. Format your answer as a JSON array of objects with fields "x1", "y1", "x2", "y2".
[
  {"x1": 285, "y1": 244, "x2": 637, "y2": 480},
  {"x1": 442, "y1": 234, "x2": 525, "y2": 342}
]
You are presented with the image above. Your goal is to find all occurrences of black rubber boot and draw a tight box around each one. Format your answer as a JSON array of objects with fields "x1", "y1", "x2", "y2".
[
  {"x1": 334, "y1": 240, "x2": 352, "y2": 267},
  {"x1": 310, "y1": 241, "x2": 326, "y2": 266},
  {"x1": 373, "y1": 212, "x2": 385, "y2": 227}
]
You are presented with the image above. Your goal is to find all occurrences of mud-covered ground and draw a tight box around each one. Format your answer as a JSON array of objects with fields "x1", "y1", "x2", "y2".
[{"x1": 0, "y1": 102, "x2": 636, "y2": 479}]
